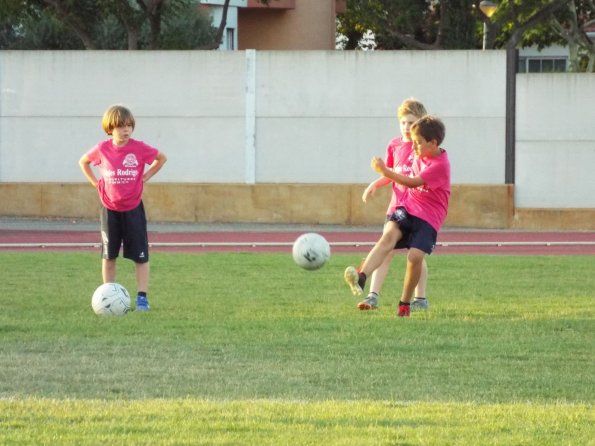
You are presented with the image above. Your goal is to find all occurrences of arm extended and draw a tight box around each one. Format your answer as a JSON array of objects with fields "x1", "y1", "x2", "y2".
[
  {"x1": 362, "y1": 175, "x2": 392, "y2": 203},
  {"x1": 371, "y1": 156, "x2": 425, "y2": 188}
]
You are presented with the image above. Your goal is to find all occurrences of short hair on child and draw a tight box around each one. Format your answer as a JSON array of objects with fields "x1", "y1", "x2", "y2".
[
  {"x1": 411, "y1": 115, "x2": 446, "y2": 146},
  {"x1": 102, "y1": 105, "x2": 136, "y2": 135},
  {"x1": 398, "y1": 98, "x2": 427, "y2": 119}
]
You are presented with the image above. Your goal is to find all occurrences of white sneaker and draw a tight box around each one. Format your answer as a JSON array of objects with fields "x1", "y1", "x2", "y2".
[
  {"x1": 411, "y1": 297, "x2": 429, "y2": 311},
  {"x1": 344, "y1": 266, "x2": 363, "y2": 296},
  {"x1": 357, "y1": 293, "x2": 378, "y2": 310}
]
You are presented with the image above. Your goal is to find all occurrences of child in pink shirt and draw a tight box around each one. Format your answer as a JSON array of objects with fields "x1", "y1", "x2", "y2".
[
  {"x1": 79, "y1": 105, "x2": 167, "y2": 312},
  {"x1": 344, "y1": 115, "x2": 450, "y2": 317},
  {"x1": 359, "y1": 98, "x2": 429, "y2": 312}
]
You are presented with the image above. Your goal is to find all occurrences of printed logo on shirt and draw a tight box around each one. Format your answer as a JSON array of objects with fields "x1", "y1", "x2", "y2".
[
  {"x1": 123, "y1": 154, "x2": 139, "y2": 168},
  {"x1": 395, "y1": 165, "x2": 413, "y2": 176}
]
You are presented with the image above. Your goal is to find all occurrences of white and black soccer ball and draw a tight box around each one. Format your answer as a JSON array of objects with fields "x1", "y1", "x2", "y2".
[
  {"x1": 91, "y1": 283, "x2": 131, "y2": 316},
  {"x1": 292, "y1": 233, "x2": 331, "y2": 270}
]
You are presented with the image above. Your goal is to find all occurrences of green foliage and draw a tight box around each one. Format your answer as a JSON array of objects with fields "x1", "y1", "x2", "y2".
[
  {"x1": 338, "y1": 0, "x2": 480, "y2": 50},
  {"x1": 0, "y1": 0, "x2": 217, "y2": 50},
  {"x1": 493, "y1": 0, "x2": 564, "y2": 48},
  {"x1": 437, "y1": 0, "x2": 479, "y2": 49},
  {"x1": 158, "y1": 3, "x2": 217, "y2": 50},
  {"x1": 490, "y1": 0, "x2": 595, "y2": 70},
  {"x1": 0, "y1": 7, "x2": 84, "y2": 49},
  {"x1": 338, "y1": 0, "x2": 435, "y2": 49},
  {"x1": 93, "y1": 14, "x2": 129, "y2": 49},
  {"x1": 339, "y1": 0, "x2": 595, "y2": 70},
  {"x1": 0, "y1": 251, "x2": 593, "y2": 444}
]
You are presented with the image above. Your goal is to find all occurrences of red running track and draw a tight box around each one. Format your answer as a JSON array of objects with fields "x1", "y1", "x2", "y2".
[{"x1": 1, "y1": 229, "x2": 595, "y2": 255}]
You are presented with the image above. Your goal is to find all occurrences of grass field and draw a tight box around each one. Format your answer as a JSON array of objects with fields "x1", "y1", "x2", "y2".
[{"x1": 0, "y1": 251, "x2": 593, "y2": 445}]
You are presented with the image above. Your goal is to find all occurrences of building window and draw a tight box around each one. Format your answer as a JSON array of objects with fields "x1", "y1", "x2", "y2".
[
  {"x1": 518, "y1": 57, "x2": 567, "y2": 73},
  {"x1": 226, "y1": 28, "x2": 235, "y2": 50}
]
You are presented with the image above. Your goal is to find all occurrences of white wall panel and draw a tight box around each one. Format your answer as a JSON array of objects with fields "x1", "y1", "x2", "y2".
[
  {"x1": 515, "y1": 141, "x2": 595, "y2": 208},
  {"x1": 515, "y1": 74, "x2": 595, "y2": 208},
  {"x1": 2, "y1": 50, "x2": 593, "y2": 209}
]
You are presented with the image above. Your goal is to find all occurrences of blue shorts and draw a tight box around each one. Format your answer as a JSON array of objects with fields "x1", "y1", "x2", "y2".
[
  {"x1": 100, "y1": 201, "x2": 149, "y2": 263},
  {"x1": 387, "y1": 207, "x2": 437, "y2": 255}
]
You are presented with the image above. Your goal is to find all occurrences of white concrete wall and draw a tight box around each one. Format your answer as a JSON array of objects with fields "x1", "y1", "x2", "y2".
[
  {"x1": 515, "y1": 74, "x2": 595, "y2": 208},
  {"x1": 254, "y1": 51, "x2": 506, "y2": 185},
  {"x1": 0, "y1": 50, "x2": 593, "y2": 209},
  {"x1": 0, "y1": 51, "x2": 248, "y2": 183}
]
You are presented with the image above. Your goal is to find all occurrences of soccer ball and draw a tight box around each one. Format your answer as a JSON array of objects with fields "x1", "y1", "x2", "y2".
[
  {"x1": 292, "y1": 233, "x2": 331, "y2": 270},
  {"x1": 91, "y1": 283, "x2": 131, "y2": 316}
]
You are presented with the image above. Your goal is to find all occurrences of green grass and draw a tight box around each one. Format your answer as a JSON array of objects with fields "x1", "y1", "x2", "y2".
[{"x1": 0, "y1": 252, "x2": 593, "y2": 445}]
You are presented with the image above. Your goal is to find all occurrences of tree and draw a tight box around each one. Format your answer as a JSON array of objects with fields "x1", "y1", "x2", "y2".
[
  {"x1": 337, "y1": 0, "x2": 484, "y2": 50},
  {"x1": 201, "y1": 0, "x2": 272, "y2": 50},
  {"x1": 0, "y1": 1, "x2": 85, "y2": 49},
  {"x1": 485, "y1": 0, "x2": 570, "y2": 50},
  {"x1": 338, "y1": 0, "x2": 594, "y2": 71},
  {"x1": 548, "y1": 0, "x2": 595, "y2": 71},
  {"x1": 487, "y1": 0, "x2": 594, "y2": 71},
  {"x1": 198, "y1": 0, "x2": 231, "y2": 50},
  {"x1": 0, "y1": 0, "x2": 217, "y2": 50}
]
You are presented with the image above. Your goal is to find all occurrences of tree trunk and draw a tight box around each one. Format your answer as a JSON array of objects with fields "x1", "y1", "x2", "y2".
[
  {"x1": 211, "y1": 0, "x2": 231, "y2": 49},
  {"x1": 506, "y1": 0, "x2": 568, "y2": 49},
  {"x1": 127, "y1": 28, "x2": 140, "y2": 50},
  {"x1": 42, "y1": 0, "x2": 97, "y2": 49},
  {"x1": 196, "y1": 0, "x2": 231, "y2": 50}
]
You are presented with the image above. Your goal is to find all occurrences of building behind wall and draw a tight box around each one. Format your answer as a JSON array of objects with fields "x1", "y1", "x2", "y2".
[
  {"x1": 200, "y1": 0, "x2": 346, "y2": 50},
  {"x1": 517, "y1": 23, "x2": 595, "y2": 72}
]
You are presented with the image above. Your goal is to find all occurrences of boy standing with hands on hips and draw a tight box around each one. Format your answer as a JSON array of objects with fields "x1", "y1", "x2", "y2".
[
  {"x1": 344, "y1": 115, "x2": 450, "y2": 317},
  {"x1": 79, "y1": 105, "x2": 167, "y2": 312}
]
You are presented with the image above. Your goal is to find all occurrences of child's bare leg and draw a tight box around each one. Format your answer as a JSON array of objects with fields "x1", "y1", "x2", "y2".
[
  {"x1": 345, "y1": 222, "x2": 401, "y2": 297},
  {"x1": 401, "y1": 248, "x2": 425, "y2": 304},
  {"x1": 369, "y1": 250, "x2": 395, "y2": 295},
  {"x1": 360, "y1": 222, "x2": 401, "y2": 276},
  {"x1": 357, "y1": 250, "x2": 396, "y2": 309},
  {"x1": 102, "y1": 258, "x2": 116, "y2": 283},
  {"x1": 135, "y1": 261, "x2": 150, "y2": 293},
  {"x1": 414, "y1": 258, "x2": 428, "y2": 297},
  {"x1": 134, "y1": 261, "x2": 151, "y2": 311}
]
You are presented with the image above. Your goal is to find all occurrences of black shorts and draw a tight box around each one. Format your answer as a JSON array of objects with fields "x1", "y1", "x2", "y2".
[
  {"x1": 387, "y1": 207, "x2": 437, "y2": 254},
  {"x1": 100, "y1": 201, "x2": 149, "y2": 263}
]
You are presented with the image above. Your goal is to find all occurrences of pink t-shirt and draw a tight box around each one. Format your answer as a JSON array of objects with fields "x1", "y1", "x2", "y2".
[
  {"x1": 401, "y1": 149, "x2": 451, "y2": 232},
  {"x1": 86, "y1": 138, "x2": 159, "y2": 212},
  {"x1": 385, "y1": 137, "x2": 415, "y2": 215}
]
